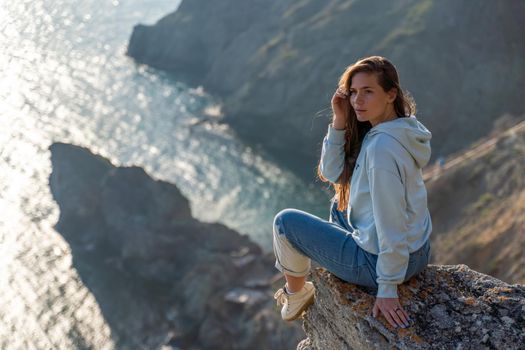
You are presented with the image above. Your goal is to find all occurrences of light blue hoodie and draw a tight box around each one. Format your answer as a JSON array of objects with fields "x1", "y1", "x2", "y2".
[{"x1": 320, "y1": 115, "x2": 432, "y2": 298}]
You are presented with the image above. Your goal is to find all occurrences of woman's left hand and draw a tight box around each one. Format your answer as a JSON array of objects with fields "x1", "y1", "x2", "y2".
[{"x1": 372, "y1": 297, "x2": 411, "y2": 329}]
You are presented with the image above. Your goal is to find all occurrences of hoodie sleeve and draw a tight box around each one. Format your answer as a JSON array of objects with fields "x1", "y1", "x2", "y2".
[
  {"x1": 367, "y1": 165, "x2": 410, "y2": 298},
  {"x1": 319, "y1": 125, "x2": 346, "y2": 183}
]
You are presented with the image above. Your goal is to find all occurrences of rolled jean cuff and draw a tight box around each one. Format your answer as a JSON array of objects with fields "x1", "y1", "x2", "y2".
[{"x1": 274, "y1": 259, "x2": 310, "y2": 277}]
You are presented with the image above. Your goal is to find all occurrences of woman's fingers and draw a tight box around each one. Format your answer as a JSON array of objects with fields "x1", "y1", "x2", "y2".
[
  {"x1": 382, "y1": 309, "x2": 397, "y2": 328},
  {"x1": 373, "y1": 297, "x2": 412, "y2": 329},
  {"x1": 331, "y1": 88, "x2": 350, "y2": 121},
  {"x1": 335, "y1": 87, "x2": 348, "y2": 98},
  {"x1": 392, "y1": 306, "x2": 411, "y2": 328},
  {"x1": 389, "y1": 308, "x2": 408, "y2": 328},
  {"x1": 372, "y1": 303, "x2": 379, "y2": 318},
  {"x1": 379, "y1": 305, "x2": 411, "y2": 329},
  {"x1": 397, "y1": 307, "x2": 411, "y2": 327}
]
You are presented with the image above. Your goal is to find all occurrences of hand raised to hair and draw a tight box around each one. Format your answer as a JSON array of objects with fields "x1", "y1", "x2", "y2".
[
  {"x1": 331, "y1": 87, "x2": 350, "y2": 126},
  {"x1": 372, "y1": 297, "x2": 412, "y2": 329}
]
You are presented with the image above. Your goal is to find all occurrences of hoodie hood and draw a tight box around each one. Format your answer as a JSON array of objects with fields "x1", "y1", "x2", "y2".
[{"x1": 366, "y1": 115, "x2": 432, "y2": 168}]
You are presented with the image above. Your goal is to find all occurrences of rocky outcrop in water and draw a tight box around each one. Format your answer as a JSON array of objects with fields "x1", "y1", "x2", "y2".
[
  {"x1": 48, "y1": 142, "x2": 303, "y2": 350},
  {"x1": 297, "y1": 265, "x2": 525, "y2": 350},
  {"x1": 126, "y1": 0, "x2": 525, "y2": 180}
]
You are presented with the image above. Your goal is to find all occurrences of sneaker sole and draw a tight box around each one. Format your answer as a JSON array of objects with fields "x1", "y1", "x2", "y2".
[{"x1": 284, "y1": 293, "x2": 315, "y2": 322}]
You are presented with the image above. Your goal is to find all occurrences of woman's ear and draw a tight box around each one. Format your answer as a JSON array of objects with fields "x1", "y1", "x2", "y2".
[{"x1": 387, "y1": 88, "x2": 397, "y2": 103}]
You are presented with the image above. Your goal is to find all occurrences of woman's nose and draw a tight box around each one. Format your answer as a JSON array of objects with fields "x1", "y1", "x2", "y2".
[{"x1": 353, "y1": 93, "x2": 364, "y2": 106}]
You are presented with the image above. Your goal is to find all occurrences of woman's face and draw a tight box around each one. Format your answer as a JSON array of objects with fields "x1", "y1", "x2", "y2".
[{"x1": 349, "y1": 72, "x2": 397, "y2": 127}]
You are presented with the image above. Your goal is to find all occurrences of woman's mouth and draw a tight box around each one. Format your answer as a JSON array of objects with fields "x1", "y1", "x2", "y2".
[{"x1": 356, "y1": 109, "x2": 366, "y2": 113}]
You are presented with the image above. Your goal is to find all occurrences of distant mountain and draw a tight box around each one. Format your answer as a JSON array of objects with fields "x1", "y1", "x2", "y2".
[
  {"x1": 425, "y1": 118, "x2": 525, "y2": 285},
  {"x1": 126, "y1": 0, "x2": 525, "y2": 181}
]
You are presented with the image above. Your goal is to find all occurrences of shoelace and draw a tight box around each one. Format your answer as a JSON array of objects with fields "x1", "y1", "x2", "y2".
[{"x1": 274, "y1": 288, "x2": 288, "y2": 306}]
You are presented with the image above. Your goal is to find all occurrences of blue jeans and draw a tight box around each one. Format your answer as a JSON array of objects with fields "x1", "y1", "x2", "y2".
[{"x1": 272, "y1": 199, "x2": 431, "y2": 293}]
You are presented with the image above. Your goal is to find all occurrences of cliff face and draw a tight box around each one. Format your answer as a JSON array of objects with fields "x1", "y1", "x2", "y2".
[
  {"x1": 298, "y1": 265, "x2": 525, "y2": 350},
  {"x1": 126, "y1": 0, "x2": 525, "y2": 179},
  {"x1": 425, "y1": 119, "x2": 525, "y2": 285},
  {"x1": 48, "y1": 142, "x2": 304, "y2": 350}
]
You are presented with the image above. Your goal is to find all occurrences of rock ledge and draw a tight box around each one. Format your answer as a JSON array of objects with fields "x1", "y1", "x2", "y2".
[{"x1": 298, "y1": 264, "x2": 525, "y2": 350}]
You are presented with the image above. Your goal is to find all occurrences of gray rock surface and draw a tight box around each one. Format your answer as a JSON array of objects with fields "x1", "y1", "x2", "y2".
[
  {"x1": 298, "y1": 265, "x2": 525, "y2": 350},
  {"x1": 48, "y1": 142, "x2": 304, "y2": 349},
  {"x1": 126, "y1": 0, "x2": 525, "y2": 180}
]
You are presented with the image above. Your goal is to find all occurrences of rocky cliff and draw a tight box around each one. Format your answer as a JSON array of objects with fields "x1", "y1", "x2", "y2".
[
  {"x1": 47, "y1": 138, "x2": 525, "y2": 349},
  {"x1": 425, "y1": 118, "x2": 525, "y2": 285},
  {"x1": 298, "y1": 265, "x2": 525, "y2": 350},
  {"x1": 126, "y1": 0, "x2": 525, "y2": 180},
  {"x1": 48, "y1": 142, "x2": 303, "y2": 350}
]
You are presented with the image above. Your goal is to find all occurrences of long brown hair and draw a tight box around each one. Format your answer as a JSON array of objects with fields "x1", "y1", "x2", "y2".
[{"x1": 317, "y1": 56, "x2": 416, "y2": 211}]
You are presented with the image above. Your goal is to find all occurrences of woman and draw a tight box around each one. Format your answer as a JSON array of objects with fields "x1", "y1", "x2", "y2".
[{"x1": 272, "y1": 56, "x2": 432, "y2": 329}]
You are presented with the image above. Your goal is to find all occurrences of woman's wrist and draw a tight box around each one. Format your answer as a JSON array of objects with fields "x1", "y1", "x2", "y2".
[
  {"x1": 377, "y1": 283, "x2": 398, "y2": 298},
  {"x1": 332, "y1": 117, "x2": 346, "y2": 130},
  {"x1": 327, "y1": 124, "x2": 346, "y2": 145}
]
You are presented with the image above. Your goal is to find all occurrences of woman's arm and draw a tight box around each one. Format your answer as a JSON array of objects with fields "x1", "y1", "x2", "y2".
[
  {"x1": 319, "y1": 88, "x2": 350, "y2": 182},
  {"x1": 319, "y1": 124, "x2": 346, "y2": 183},
  {"x1": 368, "y1": 165, "x2": 410, "y2": 298},
  {"x1": 366, "y1": 140, "x2": 412, "y2": 328}
]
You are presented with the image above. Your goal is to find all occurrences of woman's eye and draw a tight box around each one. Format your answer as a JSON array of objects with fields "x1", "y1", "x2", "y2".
[{"x1": 366, "y1": 90, "x2": 373, "y2": 94}]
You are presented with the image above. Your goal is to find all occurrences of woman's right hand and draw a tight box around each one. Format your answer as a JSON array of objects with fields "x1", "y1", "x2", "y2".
[{"x1": 331, "y1": 87, "x2": 351, "y2": 129}]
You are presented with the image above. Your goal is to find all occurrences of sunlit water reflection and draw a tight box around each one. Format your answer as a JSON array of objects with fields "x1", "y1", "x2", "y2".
[{"x1": 0, "y1": 0, "x2": 331, "y2": 348}]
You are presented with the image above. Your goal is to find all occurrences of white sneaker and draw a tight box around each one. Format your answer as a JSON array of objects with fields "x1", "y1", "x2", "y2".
[{"x1": 273, "y1": 282, "x2": 315, "y2": 321}]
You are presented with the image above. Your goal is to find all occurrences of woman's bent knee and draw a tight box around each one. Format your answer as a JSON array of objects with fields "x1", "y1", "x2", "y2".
[{"x1": 273, "y1": 208, "x2": 301, "y2": 237}]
